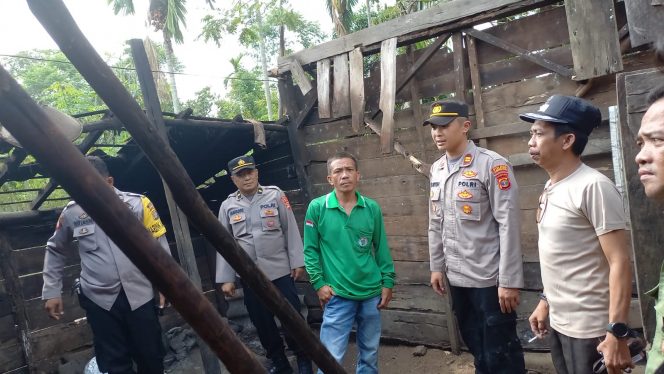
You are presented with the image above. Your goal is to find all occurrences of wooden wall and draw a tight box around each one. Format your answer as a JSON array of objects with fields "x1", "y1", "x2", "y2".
[{"x1": 288, "y1": 3, "x2": 649, "y2": 349}]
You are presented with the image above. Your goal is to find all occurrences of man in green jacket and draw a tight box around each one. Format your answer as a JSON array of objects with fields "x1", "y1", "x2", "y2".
[
  {"x1": 636, "y1": 83, "x2": 664, "y2": 374},
  {"x1": 303, "y1": 151, "x2": 396, "y2": 374}
]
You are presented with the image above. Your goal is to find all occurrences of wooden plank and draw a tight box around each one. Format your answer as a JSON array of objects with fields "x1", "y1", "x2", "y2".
[
  {"x1": 465, "y1": 28, "x2": 573, "y2": 77},
  {"x1": 394, "y1": 261, "x2": 430, "y2": 285},
  {"x1": 619, "y1": 69, "x2": 664, "y2": 341},
  {"x1": 289, "y1": 59, "x2": 313, "y2": 95},
  {"x1": 0, "y1": 148, "x2": 28, "y2": 186},
  {"x1": 0, "y1": 234, "x2": 30, "y2": 369},
  {"x1": 19, "y1": 265, "x2": 80, "y2": 300},
  {"x1": 5, "y1": 224, "x2": 55, "y2": 252},
  {"x1": 389, "y1": 284, "x2": 447, "y2": 312},
  {"x1": 480, "y1": 45, "x2": 573, "y2": 87},
  {"x1": 0, "y1": 339, "x2": 26, "y2": 373},
  {"x1": 28, "y1": 322, "x2": 93, "y2": 363},
  {"x1": 466, "y1": 35, "x2": 487, "y2": 148},
  {"x1": 393, "y1": 34, "x2": 452, "y2": 100},
  {"x1": 276, "y1": 0, "x2": 554, "y2": 73},
  {"x1": 625, "y1": 0, "x2": 664, "y2": 48},
  {"x1": 332, "y1": 54, "x2": 351, "y2": 118},
  {"x1": 348, "y1": 48, "x2": 366, "y2": 133},
  {"x1": 380, "y1": 309, "x2": 449, "y2": 347},
  {"x1": 386, "y1": 235, "x2": 429, "y2": 262},
  {"x1": 406, "y1": 46, "x2": 429, "y2": 160},
  {"x1": 286, "y1": 88, "x2": 316, "y2": 202},
  {"x1": 12, "y1": 244, "x2": 78, "y2": 276},
  {"x1": 316, "y1": 59, "x2": 331, "y2": 119},
  {"x1": 25, "y1": 294, "x2": 86, "y2": 331},
  {"x1": 379, "y1": 38, "x2": 398, "y2": 154},
  {"x1": 564, "y1": 0, "x2": 622, "y2": 80},
  {"x1": 452, "y1": 32, "x2": 468, "y2": 102}
]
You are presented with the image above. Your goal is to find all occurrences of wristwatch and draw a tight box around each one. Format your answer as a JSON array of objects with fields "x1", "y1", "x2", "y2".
[{"x1": 606, "y1": 322, "x2": 633, "y2": 339}]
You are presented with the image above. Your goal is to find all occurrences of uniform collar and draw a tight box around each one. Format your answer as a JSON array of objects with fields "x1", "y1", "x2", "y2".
[
  {"x1": 235, "y1": 185, "x2": 263, "y2": 200},
  {"x1": 325, "y1": 190, "x2": 366, "y2": 209},
  {"x1": 437, "y1": 140, "x2": 477, "y2": 170}
]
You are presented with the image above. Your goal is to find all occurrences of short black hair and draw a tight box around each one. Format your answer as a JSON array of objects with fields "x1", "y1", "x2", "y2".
[
  {"x1": 327, "y1": 151, "x2": 358, "y2": 174},
  {"x1": 553, "y1": 124, "x2": 588, "y2": 156},
  {"x1": 86, "y1": 155, "x2": 110, "y2": 177},
  {"x1": 647, "y1": 83, "x2": 664, "y2": 106}
]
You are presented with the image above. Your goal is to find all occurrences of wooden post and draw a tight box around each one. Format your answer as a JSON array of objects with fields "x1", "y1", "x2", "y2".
[
  {"x1": 452, "y1": 32, "x2": 468, "y2": 103},
  {"x1": 466, "y1": 35, "x2": 488, "y2": 148},
  {"x1": 0, "y1": 233, "x2": 32, "y2": 370},
  {"x1": 24, "y1": 2, "x2": 345, "y2": 372},
  {"x1": 332, "y1": 53, "x2": 351, "y2": 118},
  {"x1": 406, "y1": 45, "x2": 428, "y2": 159},
  {"x1": 348, "y1": 48, "x2": 366, "y2": 133},
  {"x1": 129, "y1": 39, "x2": 223, "y2": 374}
]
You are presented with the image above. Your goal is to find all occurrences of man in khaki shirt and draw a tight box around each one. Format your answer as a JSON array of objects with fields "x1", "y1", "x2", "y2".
[
  {"x1": 425, "y1": 100, "x2": 525, "y2": 373},
  {"x1": 523, "y1": 95, "x2": 633, "y2": 374}
]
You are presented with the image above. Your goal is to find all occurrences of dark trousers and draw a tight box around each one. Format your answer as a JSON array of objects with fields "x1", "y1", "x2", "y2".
[
  {"x1": 79, "y1": 289, "x2": 165, "y2": 374},
  {"x1": 449, "y1": 285, "x2": 525, "y2": 374},
  {"x1": 549, "y1": 328, "x2": 602, "y2": 374},
  {"x1": 241, "y1": 274, "x2": 305, "y2": 361}
]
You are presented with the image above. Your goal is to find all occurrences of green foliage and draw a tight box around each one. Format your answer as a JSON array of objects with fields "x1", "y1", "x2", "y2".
[
  {"x1": 183, "y1": 87, "x2": 218, "y2": 117},
  {"x1": 216, "y1": 63, "x2": 278, "y2": 121},
  {"x1": 199, "y1": 0, "x2": 326, "y2": 64}
]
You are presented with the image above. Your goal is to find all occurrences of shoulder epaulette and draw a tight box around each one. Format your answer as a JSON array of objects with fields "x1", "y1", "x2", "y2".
[{"x1": 124, "y1": 192, "x2": 143, "y2": 198}]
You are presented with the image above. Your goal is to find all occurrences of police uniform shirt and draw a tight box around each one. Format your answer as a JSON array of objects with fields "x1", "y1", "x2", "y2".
[
  {"x1": 215, "y1": 185, "x2": 304, "y2": 284},
  {"x1": 42, "y1": 188, "x2": 170, "y2": 311},
  {"x1": 428, "y1": 140, "x2": 524, "y2": 289}
]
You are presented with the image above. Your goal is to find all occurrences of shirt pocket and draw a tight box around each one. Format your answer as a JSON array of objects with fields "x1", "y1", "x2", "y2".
[
  {"x1": 229, "y1": 212, "x2": 248, "y2": 237},
  {"x1": 454, "y1": 181, "x2": 481, "y2": 221},
  {"x1": 73, "y1": 225, "x2": 97, "y2": 252},
  {"x1": 260, "y1": 208, "x2": 281, "y2": 231},
  {"x1": 351, "y1": 229, "x2": 373, "y2": 254}
]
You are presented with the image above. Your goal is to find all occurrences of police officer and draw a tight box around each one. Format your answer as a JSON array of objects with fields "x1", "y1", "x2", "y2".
[
  {"x1": 425, "y1": 101, "x2": 526, "y2": 373},
  {"x1": 42, "y1": 156, "x2": 169, "y2": 374},
  {"x1": 216, "y1": 155, "x2": 312, "y2": 374}
]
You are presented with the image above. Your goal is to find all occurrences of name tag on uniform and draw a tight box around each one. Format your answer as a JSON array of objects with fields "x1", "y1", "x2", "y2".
[{"x1": 430, "y1": 187, "x2": 441, "y2": 201}]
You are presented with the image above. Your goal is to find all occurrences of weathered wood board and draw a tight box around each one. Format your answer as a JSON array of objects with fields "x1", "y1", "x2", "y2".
[
  {"x1": 380, "y1": 38, "x2": 397, "y2": 154},
  {"x1": 332, "y1": 54, "x2": 351, "y2": 118},
  {"x1": 317, "y1": 59, "x2": 331, "y2": 119},
  {"x1": 349, "y1": 48, "x2": 366, "y2": 133}
]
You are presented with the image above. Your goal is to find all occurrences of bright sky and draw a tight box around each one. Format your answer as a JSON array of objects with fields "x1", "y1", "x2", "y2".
[{"x1": 0, "y1": 0, "x2": 335, "y2": 102}]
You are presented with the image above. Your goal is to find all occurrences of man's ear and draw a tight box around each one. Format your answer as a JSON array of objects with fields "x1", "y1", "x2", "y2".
[
  {"x1": 107, "y1": 176, "x2": 114, "y2": 186},
  {"x1": 561, "y1": 133, "x2": 576, "y2": 151},
  {"x1": 327, "y1": 175, "x2": 334, "y2": 186},
  {"x1": 462, "y1": 120, "x2": 472, "y2": 135}
]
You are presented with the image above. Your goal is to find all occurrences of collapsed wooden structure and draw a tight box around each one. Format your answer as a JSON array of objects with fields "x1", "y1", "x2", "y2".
[{"x1": 1, "y1": 0, "x2": 664, "y2": 372}]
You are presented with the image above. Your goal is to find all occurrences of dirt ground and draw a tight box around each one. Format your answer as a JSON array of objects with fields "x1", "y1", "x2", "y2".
[{"x1": 169, "y1": 341, "x2": 647, "y2": 374}]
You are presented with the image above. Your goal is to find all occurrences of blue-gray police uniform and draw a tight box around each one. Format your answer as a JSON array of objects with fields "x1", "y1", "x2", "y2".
[
  {"x1": 42, "y1": 188, "x2": 169, "y2": 374},
  {"x1": 216, "y1": 185, "x2": 306, "y2": 362},
  {"x1": 428, "y1": 140, "x2": 525, "y2": 374}
]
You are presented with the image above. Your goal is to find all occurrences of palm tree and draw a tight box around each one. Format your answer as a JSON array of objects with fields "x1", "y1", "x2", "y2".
[
  {"x1": 326, "y1": 0, "x2": 357, "y2": 37},
  {"x1": 107, "y1": 0, "x2": 190, "y2": 112}
]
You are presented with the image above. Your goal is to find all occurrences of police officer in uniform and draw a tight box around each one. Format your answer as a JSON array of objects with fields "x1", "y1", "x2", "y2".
[
  {"x1": 42, "y1": 156, "x2": 169, "y2": 374},
  {"x1": 425, "y1": 101, "x2": 526, "y2": 373},
  {"x1": 216, "y1": 155, "x2": 312, "y2": 374}
]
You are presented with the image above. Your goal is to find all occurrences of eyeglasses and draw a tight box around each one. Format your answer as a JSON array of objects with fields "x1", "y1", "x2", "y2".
[{"x1": 536, "y1": 190, "x2": 548, "y2": 223}]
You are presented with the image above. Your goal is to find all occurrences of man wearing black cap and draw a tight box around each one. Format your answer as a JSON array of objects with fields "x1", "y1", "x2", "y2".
[
  {"x1": 424, "y1": 100, "x2": 526, "y2": 373},
  {"x1": 635, "y1": 84, "x2": 664, "y2": 373},
  {"x1": 216, "y1": 155, "x2": 312, "y2": 374},
  {"x1": 522, "y1": 95, "x2": 633, "y2": 374}
]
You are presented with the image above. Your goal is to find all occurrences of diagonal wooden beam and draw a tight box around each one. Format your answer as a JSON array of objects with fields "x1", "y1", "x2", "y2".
[
  {"x1": 395, "y1": 33, "x2": 452, "y2": 98},
  {"x1": 30, "y1": 129, "x2": 104, "y2": 210},
  {"x1": 464, "y1": 28, "x2": 573, "y2": 77}
]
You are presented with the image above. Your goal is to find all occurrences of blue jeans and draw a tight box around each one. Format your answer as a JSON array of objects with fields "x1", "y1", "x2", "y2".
[{"x1": 318, "y1": 295, "x2": 381, "y2": 374}]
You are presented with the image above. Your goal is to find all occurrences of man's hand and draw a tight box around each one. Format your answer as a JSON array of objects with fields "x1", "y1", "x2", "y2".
[
  {"x1": 291, "y1": 267, "x2": 306, "y2": 281},
  {"x1": 498, "y1": 287, "x2": 520, "y2": 313},
  {"x1": 221, "y1": 282, "x2": 236, "y2": 297},
  {"x1": 317, "y1": 285, "x2": 335, "y2": 308},
  {"x1": 430, "y1": 271, "x2": 445, "y2": 296},
  {"x1": 528, "y1": 300, "x2": 549, "y2": 338},
  {"x1": 377, "y1": 288, "x2": 393, "y2": 309},
  {"x1": 597, "y1": 333, "x2": 633, "y2": 374},
  {"x1": 45, "y1": 297, "x2": 64, "y2": 320}
]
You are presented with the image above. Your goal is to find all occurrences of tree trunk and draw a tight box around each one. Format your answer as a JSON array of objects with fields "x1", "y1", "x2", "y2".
[
  {"x1": 366, "y1": 0, "x2": 372, "y2": 26},
  {"x1": 162, "y1": 33, "x2": 182, "y2": 113},
  {"x1": 278, "y1": 0, "x2": 285, "y2": 117},
  {"x1": 256, "y1": 9, "x2": 273, "y2": 121}
]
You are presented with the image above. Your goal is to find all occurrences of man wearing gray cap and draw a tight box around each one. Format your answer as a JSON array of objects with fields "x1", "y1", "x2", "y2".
[
  {"x1": 216, "y1": 155, "x2": 311, "y2": 374},
  {"x1": 523, "y1": 95, "x2": 633, "y2": 374},
  {"x1": 424, "y1": 100, "x2": 525, "y2": 373}
]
